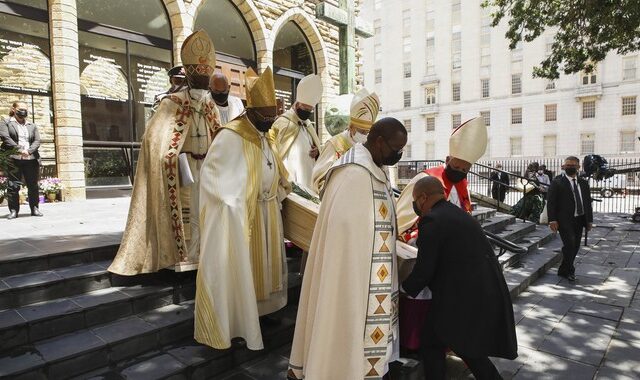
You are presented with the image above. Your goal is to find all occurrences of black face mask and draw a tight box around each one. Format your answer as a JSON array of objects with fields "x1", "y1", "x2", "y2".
[
  {"x1": 16, "y1": 109, "x2": 28, "y2": 118},
  {"x1": 255, "y1": 120, "x2": 274, "y2": 132},
  {"x1": 445, "y1": 165, "x2": 467, "y2": 183},
  {"x1": 564, "y1": 167, "x2": 578, "y2": 176},
  {"x1": 211, "y1": 92, "x2": 229, "y2": 105},
  {"x1": 412, "y1": 200, "x2": 422, "y2": 217},
  {"x1": 383, "y1": 150, "x2": 403, "y2": 166},
  {"x1": 296, "y1": 108, "x2": 312, "y2": 121}
]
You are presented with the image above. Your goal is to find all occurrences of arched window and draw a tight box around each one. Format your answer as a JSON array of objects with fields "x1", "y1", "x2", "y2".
[{"x1": 76, "y1": 0, "x2": 171, "y2": 186}]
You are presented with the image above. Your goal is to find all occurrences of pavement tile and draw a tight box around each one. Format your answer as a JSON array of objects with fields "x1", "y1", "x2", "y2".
[
  {"x1": 36, "y1": 329, "x2": 106, "y2": 362},
  {"x1": 120, "y1": 353, "x2": 185, "y2": 379},
  {"x1": 70, "y1": 287, "x2": 130, "y2": 308},
  {"x1": 515, "y1": 317, "x2": 558, "y2": 350},
  {"x1": 601, "y1": 338, "x2": 640, "y2": 376},
  {"x1": 0, "y1": 308, "x2": 26, "y2": 329},
  {"x1": 574, "y1": 263, "x2": 613, "y2": 280},
  {"x1": 569, "y1": 302, "x2": 623, "y2": 322},
  {"x1": 512, "y1": 292, "x2": 543, "y2": 323},
  {"x1": 512, "y1": 346, "x2": 597, "y2": 380},
  {"x1": 621, "y1": 307, "x2": 640, "y2": 323},
  {"x1": 595, "y1": 367, "x2": 638, "y2": 380},
  {"x1": 2, "y1": 270, "x2": 63, "y2": 288},
  {"x1": 538, "y1": 313, "x2": 616, "y2": 366},
  {"x1": 242, "y1": 353, "x2": 290, "y2": 379},
  {"x1": 54, "y1": 263, "x2": 106, "y2": 279},
  {"x1": 614, "y1": 321, "x2": 640, "y2": 343},
  {"x1": 524, "y1": 298, "x2": 573, "y2": 323},
  {"x1": 91, "y1": 316, "x2": 155, "y2": 343},
  {"x1": 16, "y1": 298, "x2": 81, "y2": 322},
  {"x1": 139, "y1": 303, "x2": 194, "y2": 328},
  {"x1": 0, "y1": 350, "x2": 45, "y2": 377}
]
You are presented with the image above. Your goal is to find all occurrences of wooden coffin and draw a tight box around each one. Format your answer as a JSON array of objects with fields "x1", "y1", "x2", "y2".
[{"x1": 282, "y1": 193, "x2": 320, "y2": 252}]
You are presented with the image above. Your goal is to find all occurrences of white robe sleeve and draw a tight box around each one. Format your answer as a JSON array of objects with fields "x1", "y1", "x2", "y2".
[
  {"x1": 311, "y1": 141, "x2": 339, "y2": 194},
  {"x1": 396, "y1": 172, "x2": 428, "y2": 235}
]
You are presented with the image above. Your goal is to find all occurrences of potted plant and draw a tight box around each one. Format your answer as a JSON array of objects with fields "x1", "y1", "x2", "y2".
[
  {"x1": 0, "y1": 176, "x2": 6, "y2": 204},
  {"x1": 39, "y1": 177, "x2": 64, "y2": 202}
]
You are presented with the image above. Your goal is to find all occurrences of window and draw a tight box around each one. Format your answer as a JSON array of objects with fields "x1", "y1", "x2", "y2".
[
  {"x1": 543, "y1": 135, "x2": 557, "y2": 157},
  {"x1": 545, "y1": 104, "x2": 557, "y2": 122},
  {"x1": 374, "y1": 43, "x2": 381, "y2": 62},
  {"x1": 511, "y1": 107, "x2": 522, "y2": 124},
  {"x1": 403, "y1": 62, "x2": 412, "y2": 78},
  {"x1": 620, "y1": 132, "x2": 636, "y2": 153},
  {"x1": 425, "y1": 117, "x2": 435, "y2": 131},
  {"x1": 510, "y1": 137, "x2": 522, "y2": 156},
  {"x1": 426, "y1": 37, "x2": 435, "y2": 75},
  {"x1": 511, "y1": 41, "x2": 523, "y2": 62},
  {"x1": 582, "y1": 101, "x2": 596, "y2": 119},
  {"x1": 480, "y1": 47, "x2": 491, "y2": 67},
  {"x1": 425, "y1": 142, "x2": 435, "y2": 159},
  {"x1": 452, "y1": 32, "x2": 461, "y2": 69},
  {"x1": 623, "y1": 56, "x2": 637, "y2": 80},
  {"x1": 545, "y1": 37, "x2": 554, "y2": 57},
  {"x1": 582, "y1": 71, "x2": 597, "y2": 85},
  {"x1": 374, "y1": 0, "x2": 382, "y2": 10},
  {"x1": 580, "y1": 134, "x2": 595, "y2": 155},
  {"x1": 452, "y1": 0, "x2": 461, "y2": 25},
  {"x1": 481, "y1": 79, "x2": 490, "y2": 98},
  {"x1": 375, "y1": 69, "x2": 382, "y2": 84},
  {"x1": 403, "y1": 37, "x2": 411, "y2": 56},
  {"x1": 405, "y1": 145, "x2": 412, "y2": 159},
  {"x1": 452, "y1": 82, "x2": 461, "y2": 102},
  {"x1": 404, "y1": 119, "x2": 412, "y2": 132},
  {"x1": 480, "y1": 111, "x2": 490, "y2": 126},
  {"x1": 425, "y1": 87, "x2": 436, "y2": 104},
  {"x1": 403, "y1": 90, "x2": 411, "y2": 108},
  {"x1": 374, "y1": 19, "x2": 381, "y2": 41},
  {"x1": 511, "y1": 74, "x2": 522, "y2": 94},
  {"x1": 403, "y1": 9, "x2": 411, "y2": 35},
  {"x1": 426, "y1": 12, "x2": 435, "y2": 34},
  {"x1": 622, "y1": 96, "x2": 637, "y2": 115},
  {"x1": 546, "y1": 81, "x2": 556, "y2": 90},
  {"x1": 452, "y1": 113, "x2": 461, "y2": 129}
]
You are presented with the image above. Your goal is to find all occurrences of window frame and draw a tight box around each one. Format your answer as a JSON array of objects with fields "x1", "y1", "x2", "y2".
[
  {"x1": 511, "y1": 107, "x2": 522, "y2": 124},
  {"x1": 582, "y1": 100, "x2": 596, "y2": 119},
  {"x1": 622, "y1": 96, "x2": 637, "y2": 116},
  {"x1": 544, "y1": 104, "x2": 557, "y2": 122}
]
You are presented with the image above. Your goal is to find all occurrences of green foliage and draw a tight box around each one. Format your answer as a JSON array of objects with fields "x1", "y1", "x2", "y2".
[
  {"x1": 0, "y1": 147, "x2": 19, "y2": 175},
  {"x1": 483, "y1": 0, "x2": 640, "y2": 79}
]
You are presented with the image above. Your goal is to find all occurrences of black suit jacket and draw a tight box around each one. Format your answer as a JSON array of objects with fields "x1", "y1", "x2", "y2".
[
  {"x1": 547, "y1": 175, "x2": 593, "y2": 227},
  {"x1": 0, "y1": 119, "x2": 41, "y2": 162},
  {"x1": 402, "y1": 200, "x2": 518, "y2": 359}
]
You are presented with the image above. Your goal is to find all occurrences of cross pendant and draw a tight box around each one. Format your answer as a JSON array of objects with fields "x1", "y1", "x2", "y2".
[{"x1": 267, "y1": 161, "x2": 273, "y2": 169}]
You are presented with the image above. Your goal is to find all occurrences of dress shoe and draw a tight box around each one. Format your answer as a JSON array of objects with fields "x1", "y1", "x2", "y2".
[
  {"x1": 567, "y1": 274, "x2": 576, "y2": 282},
  {"x1": 7, "y1": 210, "x2": 18, "y2": 219},
  {"x1": 31, "y1": 208, "x2": 43, "y2": 217}
]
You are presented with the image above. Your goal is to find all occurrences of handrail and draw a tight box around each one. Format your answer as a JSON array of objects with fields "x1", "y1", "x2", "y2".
[{"x1": 485, "y1": 230, "x2": 528, "y2": 255}]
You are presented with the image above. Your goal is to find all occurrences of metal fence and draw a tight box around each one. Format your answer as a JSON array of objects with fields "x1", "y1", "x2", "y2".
[{"x1": 397, "y1": 157, "x2": 640, "y2": 215}]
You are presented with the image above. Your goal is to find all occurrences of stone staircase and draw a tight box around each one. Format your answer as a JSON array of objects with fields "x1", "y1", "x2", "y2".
[{"x1": 0, "y1": 207, "x2": 557, "y2": 380}]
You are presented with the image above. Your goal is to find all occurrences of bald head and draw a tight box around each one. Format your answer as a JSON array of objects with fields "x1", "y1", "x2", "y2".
[
  {"x1": 412, "y1": 176, "x2": 446, "y2": 216},
  {"x1": 414, "y1": 176, "x2": 444, "y2": 197},
  {"x1": 364, "y1": 117, "x2": 408, "y2": 167}
]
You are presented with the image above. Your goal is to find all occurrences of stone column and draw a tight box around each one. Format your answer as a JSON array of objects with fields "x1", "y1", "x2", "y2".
[{"x1": 49, "y1": 0, "x2": 85, "y2": 200}]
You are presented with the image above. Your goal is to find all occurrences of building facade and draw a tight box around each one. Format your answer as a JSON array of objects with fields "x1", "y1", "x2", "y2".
[
  {"x1": 0, "y1": 0, "x2": 359, "y2": 200},
  {"x1": 360, "y1": 0, "x2": 639, "y2": 163}
]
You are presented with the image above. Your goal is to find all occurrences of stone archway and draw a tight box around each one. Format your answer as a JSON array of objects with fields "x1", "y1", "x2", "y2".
[{"x1": 162, "y1": 0, "x2": 189, "y2": 63}]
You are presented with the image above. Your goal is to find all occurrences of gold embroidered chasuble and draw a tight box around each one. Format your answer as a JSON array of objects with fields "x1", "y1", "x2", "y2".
[
  {"x1": 108, "y1": 90, "x2": 219, "y2": 276},
  {"x1": 195, "y1": 115, "x2": 292, "y2": 351},
  {"x1": 289, "y1": 143, "x2": 400, "y2": 380}
]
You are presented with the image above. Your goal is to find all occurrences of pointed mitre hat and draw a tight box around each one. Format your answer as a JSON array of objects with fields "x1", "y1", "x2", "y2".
[
  {"x1": 245, "y1": 67, "x2": 276, "y2": 108},
  {"x1": 350, "y1": 88, "x2": 380, "y2": 131},
  {"x1": 296, "y1": 74, "x2": 323, "y2": 107},
  {"x1": 180, "y1": 30, "x2": 216, "y2": 79},
  {"x1": 449, "y1": 117, "x2": 488, "y2": 164}
]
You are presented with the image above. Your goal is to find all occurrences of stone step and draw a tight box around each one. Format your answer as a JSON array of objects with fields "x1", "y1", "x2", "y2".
[
  {"x1": 0, "y1": 284, "x2": 177, "y2": 352},
  {"x1": 0, "y1": 261, "x2": 113, "y2": 310},
  {"x1": 498, "y1": 226, "x2": 556, "y2": 268},
  {"x1": 481, "y1": 213, "x2": 516, "y2": 234},
  {"x1": 0, "y1": 302, "x2": 196, "y2": 379},
  {"x1": 0, "y1": 243, "x2": 118, "y2": 278},
  {"x1": 69, "y1": 304, "x2": 298, "y2": 380},
  {"x1": 472, "y1": 206, "x2": 496, "y2": 223},
  {"x1": 496, "y1": 219, "x2": 537, "y2": 243}
]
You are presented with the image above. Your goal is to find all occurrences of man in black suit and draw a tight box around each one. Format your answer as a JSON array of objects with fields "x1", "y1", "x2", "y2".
[
  {"x1": 547, "y1": 156, "x2": 593, "y2": 281},
  {"x1": 403, "y1": 176, "x2": 517, "y2": 380},
  {"x1": 0, "y1": 101, "x2": 43, "y2": 219},
  {"x1": 490, "y1": 163, "x2": 509, "y2": 202}
]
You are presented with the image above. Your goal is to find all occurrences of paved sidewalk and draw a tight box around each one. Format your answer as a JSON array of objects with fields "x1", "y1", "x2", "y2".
[{"x1": 493, "y1": 213, "x2": 640, "y2": 379}]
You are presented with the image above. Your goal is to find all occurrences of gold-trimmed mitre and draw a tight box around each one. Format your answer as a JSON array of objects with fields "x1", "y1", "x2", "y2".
[
  {"x1": 245, "y1": 67, "x2": 276, "y2": 108},
  {"x1": 449, "y1": 116, "x2": 488, "y2": 164},
  {"x1": 180, "y1": 30, "x2": 216, "y2": 79},
  {"x1": 350, "y1": 88, "x2": 380, "y2": 131}
]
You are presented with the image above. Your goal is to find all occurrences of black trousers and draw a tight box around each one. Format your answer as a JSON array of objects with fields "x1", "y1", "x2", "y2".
[
  {"x1": 558, "y1": 215, "x2": 586, "y2": 276},
  {"x1": 7, "y1": 158, "x2": 40, "y2": 213},
  {"x1": 420, "y1": 318, "x2": 502, "y2": 380}
]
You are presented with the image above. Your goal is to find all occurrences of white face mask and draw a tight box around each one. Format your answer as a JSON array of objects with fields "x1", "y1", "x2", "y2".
[
  {"x1": 189, "y1": 89, "x2": 208, "y2": 102},
  {"x1": 353, "y1": 131, "x2": 368, "y2": 144}
]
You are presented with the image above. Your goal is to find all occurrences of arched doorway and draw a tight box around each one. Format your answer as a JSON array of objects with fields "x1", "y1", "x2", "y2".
[
  {"x1": 272, "y1": 20, "x2": 316, "y2": 120},
  {"x1": 194, "y1": 0, "x2": 257, "y2": 100}
]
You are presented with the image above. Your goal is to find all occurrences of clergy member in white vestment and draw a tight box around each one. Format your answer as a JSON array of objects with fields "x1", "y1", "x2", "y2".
[
  {"x1": 210, "y1": 71, "x2": 244, "y2": 125},
  {"x1": 395, "y1": 117, "x2": 488, "y2": 350},
  {"x1": 312, "y1": 87, "x2": 380, "y2": 193},
  {"x1": 269, "y1": 74, "x2": 323, "y2": 196},
  {"x1": 195, "y1": 66, "x2": 292, "y2": 351},
  {"x1": 109, "y1": 30, "x2": 219, "y2": 275},
  {"x1": 288, "y1": 118, "x2": 408, "y2": 380}
]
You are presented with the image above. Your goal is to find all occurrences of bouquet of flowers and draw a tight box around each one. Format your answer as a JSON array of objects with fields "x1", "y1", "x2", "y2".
[{"x1": 39, "y1": 177, "x2": 64, "y2": 194}]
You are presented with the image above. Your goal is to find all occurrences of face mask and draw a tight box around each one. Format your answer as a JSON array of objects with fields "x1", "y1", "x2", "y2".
[
  {"x1": 211, "y1": 92, "x2": 229, "y2": 105},
  {"x1": 353, "y1": 131, "x2": 368, "y2": 144},
  {"x1": 255, "y1": 120, "x2": 274, "y2": 132},
  {"x1": 16, "y1": 109, "x2": 28, "y2": 118},
  {"x1": 296, "y1": 108, "x2": 312, "y2": 121},
  {"x1": 565, "y1": 167, "x2": 578, "y2": 176},
  {"x1": 189, "y1": 89, "x2": 208, "y2": 102},
  {"x1": 383, "y1": 150, "x2": 403, "y2": 166},
  {"x1": 445, "y1": 165, "x2": 467, "y2": 183},
  {"x1": 412, "y1": 200, "x2": 422, "y2": 217}
]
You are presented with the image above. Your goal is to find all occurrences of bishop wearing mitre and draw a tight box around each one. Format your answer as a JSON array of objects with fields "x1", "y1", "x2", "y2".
[
  {"x1": 312, "y1": 87, "x2": 380, "y2": 193},
  {"x1": 195, "y1": 67, "x2": 292, "y2": 350},
  {"x1": 269, "y1": 74, "x2": 323, "y2": 196},
  {"x1": 108, "y1": 30, "x2": 219, "y2": 275}
]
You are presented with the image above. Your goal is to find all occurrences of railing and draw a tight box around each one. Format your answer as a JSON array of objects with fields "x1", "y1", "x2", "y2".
[{"x1": 398, "y1": 157, "x2": 640, "y2": 214}]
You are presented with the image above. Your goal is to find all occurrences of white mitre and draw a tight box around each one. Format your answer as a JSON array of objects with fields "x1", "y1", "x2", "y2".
[
  {"x1": 350, "y1": 88, "x2": 380, "y2": 131},
  {"x1": 449, "y1": 116, "x2": 487, "y2": 164},
  {"x1": 296, "y1": 74, "x2": 323, "y2": 107}
]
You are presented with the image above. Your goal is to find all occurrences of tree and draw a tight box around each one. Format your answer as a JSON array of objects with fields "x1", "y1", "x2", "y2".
[{"x1": 483, "y1": 0, "x2": 640, "y2": 79}]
